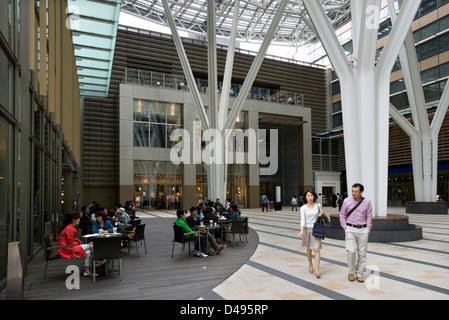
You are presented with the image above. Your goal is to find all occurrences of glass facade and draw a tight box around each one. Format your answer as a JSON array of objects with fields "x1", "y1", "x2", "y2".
[
  {"x1": 0, "y1": 117, "x2": 13, "y2": 284},
  {"x1": 259, "y1": 123, "x2": 299, "y2": 205},
  {"x1": 133, "y1": 99, "x2": 183, "y2": 148}
]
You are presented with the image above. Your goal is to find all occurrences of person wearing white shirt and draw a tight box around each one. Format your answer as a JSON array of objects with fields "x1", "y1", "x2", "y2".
[{"x1": 298, "y1": 189, "x2": 325, "y2": 279}]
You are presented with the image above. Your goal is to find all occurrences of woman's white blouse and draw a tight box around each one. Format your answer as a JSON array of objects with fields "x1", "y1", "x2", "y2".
[{"x1": 300, "y1": 203, "x2": 321, "y2": 228}]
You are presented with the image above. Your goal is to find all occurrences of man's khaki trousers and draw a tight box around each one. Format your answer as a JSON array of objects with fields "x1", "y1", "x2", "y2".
[{"x1": 345, "y1": 226, "x2": 369, "y2": 277}]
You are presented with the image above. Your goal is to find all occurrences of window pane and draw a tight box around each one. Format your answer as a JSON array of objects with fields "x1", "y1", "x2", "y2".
[
  {"x1": 424, "y1": 82, "x2": 440, "y2": 102},
  {"x1": 321, "y1": 139, "x2": 330, "y2": 155},
  {"x1": 419, "y1": 38, "x2": 437, "y2": 61},
  {"x1": 420, "y1": 22, "x2": 438, "y2": 40},
  {"x1": 0, "y1": 49, "x2": 14, "y2": 114},
  {"x1": 421, "y1": 66, "x2": 439, "y2": 84},
  {"x1": 133, "y1": 123, "x2": 149, "y2": 147},
  {"x1": 439, "y1": 14, "x2": 449, "y2": 32},
  {"x1": 312, "y1": 138, "x2": 320, "y2": 154},
  {"x1": 391, "y1": 79, "x2": 405, "y2": 93},
  {"x1": 134, "y1": 99, "x2": 149, "y2": 122},
  {"x1": 150, "y1": 123, "x2": 166, "y2": 148},
  {"x1": 332, "y1": 113, "x2": 343, "y2": 128},
  {"x1": 166, "y1": 103, "x2": 182, "y2": 124},
  {"x1": 439, "y1": 33, "x2": 449, "y2": 53},
  {"x1": 0, "y1": 117, "x2": 12, "y2": 281},
  {"x1": 150, "y1": 101, "x2": 166, "y2": 123},
  {"x1": 332, "y1": 101, "x2": 342, "y2": 113}
]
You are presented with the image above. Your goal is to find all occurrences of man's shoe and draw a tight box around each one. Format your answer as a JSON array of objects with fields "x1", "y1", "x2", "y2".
[
  {"x1": 348, "y1": 273, "x2": 355, "y2": 282},
  {"x1": 199, "y1": 252, "x2": 208, "y2": 258},
  {"x1": 356, "y1": 276, "x2": 364, "y2": 283}
]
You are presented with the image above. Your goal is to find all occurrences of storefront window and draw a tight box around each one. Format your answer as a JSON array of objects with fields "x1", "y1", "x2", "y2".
[
  {"x1": 227, "y1": 164, "x2": 248, "y2": 208},
  {"x1": 196, "y1": 164, "x2": 207, "y2": 203},
  {"x1": 388, "y1": 174, "x2": 414, "y2": 206},
  {"x1": 133, "y1": 160, "x2": 183, "y2": 210}
]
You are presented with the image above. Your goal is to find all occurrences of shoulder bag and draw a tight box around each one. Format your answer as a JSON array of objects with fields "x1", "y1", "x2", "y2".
[
  {"x1": 312, "y1": 204, "x2": 326, "y2": 238},
  {"x1": 346, "y1": 197, "x2": 364, "y2": 218}
]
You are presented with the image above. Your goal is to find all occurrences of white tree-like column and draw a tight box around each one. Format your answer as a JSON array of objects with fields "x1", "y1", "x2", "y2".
[
  {"x1": 303, "y1": 0, "x2": 421, "y2": 216},
  {"x1": 162, "y1": 0, "x2": 289, "y2": 201},
  {"x1": 388, "y1": 0, "x2": 449, "y2": 203}
]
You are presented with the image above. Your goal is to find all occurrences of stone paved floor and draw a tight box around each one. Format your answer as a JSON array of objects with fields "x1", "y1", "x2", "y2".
[
  {"x1": 201, "y1": 206, "x2": 449, "y2": 300},
  {"x1": 2, "y1": 206, "x2": 448, "y2": 302}
]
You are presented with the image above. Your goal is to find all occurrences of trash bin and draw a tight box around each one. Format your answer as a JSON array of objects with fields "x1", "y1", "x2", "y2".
[{"x1": 7, "y1": 241, "x2": 24, "y2": 300}]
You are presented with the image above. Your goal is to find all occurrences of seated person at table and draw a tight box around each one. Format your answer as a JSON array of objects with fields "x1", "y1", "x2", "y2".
[
  {"x1": 80, "y1": 206, "x2": 92, "y2": 236},
  {"x1": 203, "y1": 206, "x2": 218, "y2": 223},
  {"x1": 186, "y1": 207, "x2": 226, "y2": 255},
  {"x1": 116, "y1": 207, "x2": 130, "y2": 225},
  {"x1": 175, "y1": 208, "x2": 208, "y2": 257},
  {"x1": 186, "y1": 206, "x2": 201, "y2": 227},
  {"x1": 92, "y1": 211, "x2": 114, "y2": 234},
  {"x1": 58, "y1": 211, "x2": 98, "y2": 277},
  {"x1": 227, "y1": 204, "x2": 240, "y2": 223},
  {"x1": 197, "y1": 202, "x2": 205, "y2": 220},
  {"x1": 222, "y1": 204, "x2": 240, "y2": 243}
]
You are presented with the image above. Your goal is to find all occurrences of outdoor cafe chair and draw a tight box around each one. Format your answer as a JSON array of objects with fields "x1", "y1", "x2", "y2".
[
  {"x1": 42, "y1": 235, "x2": 78, "y2": 279},
  {"x1": 231, "y1": 219, "x2": 246, "y2": 247},
  {"x1": 125, "y1": 223, "x2": 147, "y2": 257},
  {"x1": 91, "y1": 236, "x2": 122, "y2": 284},
  {"x1": 171, "y1": 224, "x2": 200, "y2": 260}
]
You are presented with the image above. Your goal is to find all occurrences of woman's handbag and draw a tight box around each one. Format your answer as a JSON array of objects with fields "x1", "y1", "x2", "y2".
[
  {"x1": 312, "y1": 204, "x2": 328, "y2": 239},
  {"x1": 312, "y1": 220, "x2": 325, "y2": 238}
]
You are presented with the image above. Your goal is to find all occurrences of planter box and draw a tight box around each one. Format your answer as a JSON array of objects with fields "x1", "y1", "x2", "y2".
[
  {"x1": 325, "y1": 214, "x2": 422, "y2": 242},
  {"x1": 405, "y1": 201, "x2": 448, "y2": 214}
]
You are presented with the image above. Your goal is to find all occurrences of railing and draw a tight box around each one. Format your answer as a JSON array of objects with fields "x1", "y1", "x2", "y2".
[{"x1": 124, "y1": 68, "x2": 304, "y2": 107}]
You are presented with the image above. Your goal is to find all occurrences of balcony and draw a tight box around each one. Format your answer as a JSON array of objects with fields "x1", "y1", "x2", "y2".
[{"x1": 124, "y1": 68, "x2": 304, "y2": 106}]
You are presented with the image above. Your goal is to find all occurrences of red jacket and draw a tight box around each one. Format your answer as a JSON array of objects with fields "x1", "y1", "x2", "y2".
[{"x1": 57, "y1": 224, "x2": 86, "y2": 259}]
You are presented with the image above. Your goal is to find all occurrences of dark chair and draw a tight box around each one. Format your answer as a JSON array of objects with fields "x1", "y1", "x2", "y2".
[
  {"x1": 80, "y1": 220, "x2": 92, "y2": 236},
  {"x1": 171, "y1": 224, "x2": 200, "y2": 260},
  {"x1": 91, "y1": 236, "x2": 122, "y2": 284},
  {"x1": 231, "y1": 219, "x2": 246, "y2": 247},
  {"x1": 42, "y1": 235, "x2": 76, "y2": 279},
  {"x1": 125, "y1": 223, "x2": 147, "y2": 256}
]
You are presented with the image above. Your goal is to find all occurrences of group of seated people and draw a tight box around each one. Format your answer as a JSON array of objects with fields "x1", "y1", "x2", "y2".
[
  {"x1": 79, "y1": 201, "x2": 138, "y2": 235},
  {"x1": 57, "y1": 201, "x2": 139, "y2": 277},
  {"x1": 175, "y1": 198, "x2": 241, "y2": 258}
]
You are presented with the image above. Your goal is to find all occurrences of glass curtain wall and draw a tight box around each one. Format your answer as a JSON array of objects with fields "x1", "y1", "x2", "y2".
[
  {"x1": 0, "y1": 117, "x2": 13, "y2": 285},
  {"x1": 259, "y1": 123, "x2": 298, "y2": 205},
  {"x1": 133, "y1": 99, "x2": 183, "y2": 148}
]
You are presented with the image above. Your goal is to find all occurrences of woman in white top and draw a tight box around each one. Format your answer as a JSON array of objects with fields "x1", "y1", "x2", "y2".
[{"x1": 298, "y1": 189, "x2": 325, "y2": 279}]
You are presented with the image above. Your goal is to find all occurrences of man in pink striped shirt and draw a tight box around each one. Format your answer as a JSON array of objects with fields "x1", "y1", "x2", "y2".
[{"x1": 339, "y1": 183, "x2": 373, "y2": 283}]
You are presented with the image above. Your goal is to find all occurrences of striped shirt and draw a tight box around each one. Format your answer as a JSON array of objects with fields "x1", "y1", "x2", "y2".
[{"x1": 339, "y1": 197, "x2": 373, "y2": 232}]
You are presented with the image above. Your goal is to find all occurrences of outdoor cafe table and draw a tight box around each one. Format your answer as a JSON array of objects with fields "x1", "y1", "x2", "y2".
[
  {"x1": 194, "y1": 224, "x2": 221, "y2": 253},
  {"x1": 82, "y1": 232, "x2": 123, "y2": 244}
]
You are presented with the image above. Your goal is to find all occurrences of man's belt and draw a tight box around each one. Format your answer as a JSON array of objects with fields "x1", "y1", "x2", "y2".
[{"x1": 347, "y1": 223, "x2": 367, "y2": 229}]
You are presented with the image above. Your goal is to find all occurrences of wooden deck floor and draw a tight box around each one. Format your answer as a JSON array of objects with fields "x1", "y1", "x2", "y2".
[{"x1": 3, "y1": 213, "x2": 258, "y2": 300}]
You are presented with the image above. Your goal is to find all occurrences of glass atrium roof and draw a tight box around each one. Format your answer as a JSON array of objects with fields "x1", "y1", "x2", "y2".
[
  {"x1": 67, "y1": 0, "x2": 122, "y2": 97},
  {"x1": 120, "y1": 0, "x2": 352, "y2": 46}
]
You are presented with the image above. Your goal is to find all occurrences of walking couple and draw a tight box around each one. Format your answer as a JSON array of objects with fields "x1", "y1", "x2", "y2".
[{"x1": 298, "y1": 183, "x2": 372, "y2": 282}]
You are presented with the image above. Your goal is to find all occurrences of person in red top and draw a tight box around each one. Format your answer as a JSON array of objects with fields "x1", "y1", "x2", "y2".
[{"x1": 58, "y1": 211, "x2": 93, "y2": 276}]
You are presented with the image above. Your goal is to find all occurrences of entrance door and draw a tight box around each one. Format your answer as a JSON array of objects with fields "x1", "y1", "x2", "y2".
[{"x1": 322, "y1": 187, "x2": 333, "y2": 206}]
